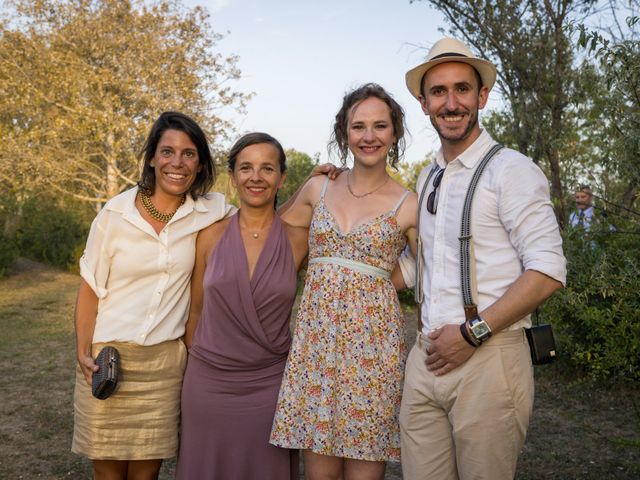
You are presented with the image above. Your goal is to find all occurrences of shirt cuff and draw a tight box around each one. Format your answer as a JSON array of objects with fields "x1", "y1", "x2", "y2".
[
  {"x1": 79, "y1": 256, "x2": 108, "y2": 299},
  {"x1": 525, "y1": 259, "x2": 567, "y2": 287},
  {"x1": 398, "y1": 247, "x2": 417, "y2": 289}
]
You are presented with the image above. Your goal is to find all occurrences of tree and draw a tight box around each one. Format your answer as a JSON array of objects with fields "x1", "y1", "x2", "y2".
[
  {"x1": 413, "y1": 0, "x2": 600, "y2": 224},
  {"x1": 578, "y1": 14, "x2": 640, "y2": 210},
  {"x1": 278, "y1": 149, "x2": 319, "y2": 206},
  {"x1": 389, "y1": 154, "x2": 434, "y2": 191},
  {"x1": 0, "y1": 0, "x2": 248, "y2": 211}
]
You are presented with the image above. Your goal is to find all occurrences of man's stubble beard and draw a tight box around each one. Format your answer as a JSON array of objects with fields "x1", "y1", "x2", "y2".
[{"x1": 430, "y1": 109, "x2": 479, "y2": 143}]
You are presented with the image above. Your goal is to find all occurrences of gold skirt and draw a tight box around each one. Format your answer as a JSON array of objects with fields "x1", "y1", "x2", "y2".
[{"x1": 72, "y1": 339, "x2": 187, "y2": 460}]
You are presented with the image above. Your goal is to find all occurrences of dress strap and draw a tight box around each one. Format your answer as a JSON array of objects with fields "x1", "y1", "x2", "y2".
[
  {"x1": 320, "y1": 176, "x2": 330, "y2": 201},
  {"x1": 392, "y1": 190, "x2": 410, "y2": 215}
]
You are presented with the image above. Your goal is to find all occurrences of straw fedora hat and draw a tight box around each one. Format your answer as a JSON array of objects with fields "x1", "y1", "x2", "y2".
[{"x1": 405, "y1": 37, "x2": 497, "y2": 100}]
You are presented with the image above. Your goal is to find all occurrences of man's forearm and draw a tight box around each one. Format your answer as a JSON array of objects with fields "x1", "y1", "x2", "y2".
[{"x1": 480, "y1": 270, "x2": 562, "y2": 333}]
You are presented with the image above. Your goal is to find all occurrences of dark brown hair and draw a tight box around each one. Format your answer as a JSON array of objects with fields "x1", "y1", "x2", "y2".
[
  {"x1": 329, "y1": 83, "x2": 406, "y2": 169},
  {"x1": 138, "y1": 111, "x2": 216, "y2": 199},
  {"x1": 228, "y1": 132, "x2": 287, "y2": 173}
]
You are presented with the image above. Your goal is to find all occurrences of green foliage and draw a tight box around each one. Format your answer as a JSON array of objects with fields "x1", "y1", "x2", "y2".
[
  {"x1": 16, "y1": 197, "x2": 93, "y2": 270},
  {"x1": 540, "y1": 221, "x2": 640, "y2": 381},
  {"x1": 278, "y1": 149, "x2": 319, "y2": 206},
  {"x1": 397, "y1": 288, "x2": 416, "y2": 306},
  {"x1": 577, "y1": 17, "x2": 640, "y2": 210},
  {"x1": 389, "y1": 154, "x2": 433, "y2": 191}
]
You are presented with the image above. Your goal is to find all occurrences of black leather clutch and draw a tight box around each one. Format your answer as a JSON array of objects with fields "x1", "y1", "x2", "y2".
[
  {"x1": 525, "y1": 324, "x2": 557, "y2": 365},
  {"x1": 92, "y1": 346, "x2": 120, "y2": 400}
]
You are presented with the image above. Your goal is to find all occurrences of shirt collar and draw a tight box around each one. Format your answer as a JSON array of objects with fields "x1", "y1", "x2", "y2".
[
  {"x1": 104, "y1": 186, "x2": 137, "y2": 214},
  {"x1": 191, "y1": 194, "x2": 211, "y2": 213},
  {"x1": 434, "y1": 129, "x2": 496, "y2": 169}
]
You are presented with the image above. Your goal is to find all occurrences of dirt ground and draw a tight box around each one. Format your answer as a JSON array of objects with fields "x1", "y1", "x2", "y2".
[{"x1": 0, "y1": 259, "x2": 638, "y2": 479}]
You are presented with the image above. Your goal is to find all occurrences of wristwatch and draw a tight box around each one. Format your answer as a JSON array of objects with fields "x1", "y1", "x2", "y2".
[
  {"x1": 468, "y1": 315, "x2": 492, "y2": 344},
  {"x1": 460, "y1": 322, "x2": 479, "y2": 347}
]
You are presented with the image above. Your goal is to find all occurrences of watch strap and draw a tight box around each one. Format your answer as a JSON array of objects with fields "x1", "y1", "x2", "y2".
[{"x1": 460, "y1": 321, "x2": 479, "y2": 347}]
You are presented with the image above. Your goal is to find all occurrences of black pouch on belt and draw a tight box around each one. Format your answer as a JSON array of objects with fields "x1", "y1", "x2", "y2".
[{"x1": 525, "y1": 324, "x2": 557, "y2": 365}]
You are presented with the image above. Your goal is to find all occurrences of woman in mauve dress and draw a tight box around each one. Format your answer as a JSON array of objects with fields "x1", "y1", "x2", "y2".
[{"x1": 176, "y1": 132, "x2": 335, "y2": 479}]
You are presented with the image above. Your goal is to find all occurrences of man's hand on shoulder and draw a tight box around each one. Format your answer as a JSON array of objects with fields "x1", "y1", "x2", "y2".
[{"x1": 425, "y1": 324, "x2": 475, "y2": 375}]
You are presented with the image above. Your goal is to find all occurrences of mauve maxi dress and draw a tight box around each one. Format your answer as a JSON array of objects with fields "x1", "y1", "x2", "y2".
[{"x1": 176, "y1": 213, "x2": 299, "y2": 479}]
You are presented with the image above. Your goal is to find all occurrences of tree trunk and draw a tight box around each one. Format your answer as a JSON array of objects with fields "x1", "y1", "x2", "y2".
[
  {"x1": 622, "y1": 179, "x2": 638, "y2": 211},
  {"x1": 105, "y1": 133, "x2": 119, "y2": 201}
]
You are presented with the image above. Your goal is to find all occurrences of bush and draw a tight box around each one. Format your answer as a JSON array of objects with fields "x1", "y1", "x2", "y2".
[
  {"x1": 17, "y1": 197, "x2": 92, "y2": 270},
  {"x1": 539, "y1": 219, "x2": 640, "y2": 381},
  {"x1": 397, "y1": 288, "x2": 416, "y2": 307},
  {"x1": 0, "y1": 230, "x2": 18, "y2": 277},
  {"x1": 0, "y1": 195, "x2": 20, "y2": 277}
]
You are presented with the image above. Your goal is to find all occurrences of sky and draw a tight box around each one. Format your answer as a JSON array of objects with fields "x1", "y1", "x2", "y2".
[{"x1": 184, "y1": 0, "x2": 502, "y2": 165}]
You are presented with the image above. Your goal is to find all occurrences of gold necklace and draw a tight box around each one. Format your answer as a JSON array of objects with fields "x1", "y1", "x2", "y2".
[
  {"x1": 346, "y1": 170, "x2": 390, "y2": 198},
  {"x1": 140, "y1": 191, "x2": 185, "y2": 223}
]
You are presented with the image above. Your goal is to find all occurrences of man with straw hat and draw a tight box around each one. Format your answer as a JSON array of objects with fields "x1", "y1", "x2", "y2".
[{"x1": 397, "y1": 38, "x2": 566, "y2": 479}]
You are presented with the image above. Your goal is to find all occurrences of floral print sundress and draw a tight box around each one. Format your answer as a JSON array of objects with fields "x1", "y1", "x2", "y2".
[{"x1": 270, "y1": 178, "x2": 408, "y2": 462}]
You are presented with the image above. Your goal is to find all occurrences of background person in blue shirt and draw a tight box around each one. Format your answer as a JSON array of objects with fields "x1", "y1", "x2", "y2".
[{"x1": 569, "y1": 185, "x2": 595, "y2": 229}]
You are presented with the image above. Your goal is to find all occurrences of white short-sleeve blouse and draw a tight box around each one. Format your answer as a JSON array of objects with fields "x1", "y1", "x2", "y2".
[{"x1": 80, "y1": 186, "x2": 232, "y2": 346}]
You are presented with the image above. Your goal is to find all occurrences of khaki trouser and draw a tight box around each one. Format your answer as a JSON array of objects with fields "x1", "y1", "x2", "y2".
[{"x1": 399, "y1": 329, "x2": 534, "y2": 480}]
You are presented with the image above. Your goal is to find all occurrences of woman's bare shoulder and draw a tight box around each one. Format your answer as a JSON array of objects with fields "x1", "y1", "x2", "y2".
[
  {"x1": 197, "y1": 216, "x2": 232, "y2": 250},
  {"x1": 303, "y1": 175, "x2": 330, "y2": 202},
  {"x1": 404, "y1": 190, "x2": 418, "y2": 207},
  {"x1": 390, "y1": 182, "x2": 418, "y2": 229}
]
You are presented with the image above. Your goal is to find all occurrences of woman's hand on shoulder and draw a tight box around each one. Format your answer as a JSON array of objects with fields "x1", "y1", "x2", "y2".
[{"x1": 309, "y1": 162, "x2": 346, "y2": 181}]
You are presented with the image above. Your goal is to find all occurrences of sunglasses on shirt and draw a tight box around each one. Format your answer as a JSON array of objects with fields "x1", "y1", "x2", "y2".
[{"x1": 427, "y1": 167, "x2": 445, "y2": 214}]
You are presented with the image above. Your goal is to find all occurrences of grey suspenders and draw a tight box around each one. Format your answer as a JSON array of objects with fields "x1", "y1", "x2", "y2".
[
  {"x1": 459, "y1": 144, "x2": 504, "y2": 320},
  {"x1": 414, "y1": 144, "x2": 504, "y2": 325}
]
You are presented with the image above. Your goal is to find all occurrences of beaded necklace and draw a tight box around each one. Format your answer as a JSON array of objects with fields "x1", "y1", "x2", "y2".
[{"x1": 140, "y1": 191, "x2": 185, "y2": 223}]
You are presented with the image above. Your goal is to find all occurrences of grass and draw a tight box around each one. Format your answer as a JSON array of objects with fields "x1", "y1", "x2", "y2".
[{"x1": 0, "y1": 259, "x2": 638, "y2": 479}]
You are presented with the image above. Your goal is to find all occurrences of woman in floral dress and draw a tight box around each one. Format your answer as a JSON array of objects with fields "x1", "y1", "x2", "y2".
[{"x1": 270, "y1": 83, "x2": 418, "y2": 480}]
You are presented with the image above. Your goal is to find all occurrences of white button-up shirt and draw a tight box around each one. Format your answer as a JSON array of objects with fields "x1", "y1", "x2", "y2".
[
  {"x1": 399, "y1": 130, "x2": 566, "y2": 335},
  {"x1": 80, "y1": 186, "x2": 233, "y2": 345}
]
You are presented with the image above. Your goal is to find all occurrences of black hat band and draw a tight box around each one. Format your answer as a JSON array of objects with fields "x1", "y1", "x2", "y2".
[{"x1": 430, "y1": 52, "x2": 468, "y2": 60}]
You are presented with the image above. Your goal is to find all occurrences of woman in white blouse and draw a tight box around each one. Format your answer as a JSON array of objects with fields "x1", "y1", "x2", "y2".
[{"x1": 71, "y1": 111, "x2": 232, "y2": 480}]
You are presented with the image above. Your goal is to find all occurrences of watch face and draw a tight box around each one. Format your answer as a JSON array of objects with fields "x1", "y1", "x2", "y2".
[{"x1": 471, "y1": 321, "x2": 490, "y2": 338}]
